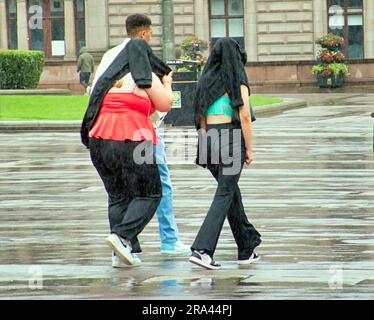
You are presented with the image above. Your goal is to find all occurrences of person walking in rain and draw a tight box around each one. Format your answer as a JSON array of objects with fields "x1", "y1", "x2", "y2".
[
  {"x1": 89, "y1": 14, "x2": 190, "y2": 268},
  {"x1": 81, "y1": 14, "x2": 185, "y2": 268},
  {"x1": 77, "y1": 47, "x2": 94, "y2": 95},
  {"x1": 189, "y1": 38, "x2": 262, "y2": 270}
]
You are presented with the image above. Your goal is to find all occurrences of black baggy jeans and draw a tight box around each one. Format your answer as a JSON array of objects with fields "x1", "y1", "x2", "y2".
[
  {"x1": 192, "y1": 123, "x2": 262, "y2": 259},
  {"x1": 89, "y1": 138, "x2": 162, "y2": 253}
]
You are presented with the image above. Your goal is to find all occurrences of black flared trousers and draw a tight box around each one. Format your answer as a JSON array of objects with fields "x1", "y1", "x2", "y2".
[
  {"x1": 89, "y1": 138, "x2": 162, "y2": 253},
  {"x1": 192, "y1": 123, "x2": 262, "y2": 259}
]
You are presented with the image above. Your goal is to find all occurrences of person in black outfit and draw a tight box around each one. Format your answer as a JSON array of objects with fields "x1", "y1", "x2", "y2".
[{"x1": 189, "y1": 38, "x2": 262, "y2": 270}]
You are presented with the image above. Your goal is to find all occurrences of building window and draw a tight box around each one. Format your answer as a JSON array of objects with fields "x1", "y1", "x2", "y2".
[
  {"x1": 209, "y1": 0, "x2": 244, "y2": 49},
  {"x1": 327, "y1": 0, "x2": 364, "y2": 60},
  {"x1": 6, "y1": 0, "x2": 18, "y2": 49},
  {"x1": 27, "y1": 0, "x2": 65, "y2": 57},
  {"x1": 74, "y1": 0, "x2": 86, "y2": 54}
]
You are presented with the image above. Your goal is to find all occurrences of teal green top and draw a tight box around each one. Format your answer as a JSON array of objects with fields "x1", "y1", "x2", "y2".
[{"x1": 205, "y1": 96, "x2": 232, "y2": 118}]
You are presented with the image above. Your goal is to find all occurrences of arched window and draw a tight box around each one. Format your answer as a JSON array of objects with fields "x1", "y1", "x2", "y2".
[
  {"x1": 328, "y1": 0, "x2": 364, "y2": 60},
  {"x1": 209, "y1": 0, "x2": 244, "y2": 48},
  {"x1": 6, "y1": 0, "x2": 18, "y2": 49}
]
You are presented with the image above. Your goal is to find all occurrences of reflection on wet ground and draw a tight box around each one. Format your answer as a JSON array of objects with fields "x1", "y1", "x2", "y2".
[{"x1": 0, "y1": 104, "x2": 373, "y2": 299}]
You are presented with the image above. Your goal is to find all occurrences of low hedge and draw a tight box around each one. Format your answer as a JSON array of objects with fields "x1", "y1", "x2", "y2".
[{"x1": 0, "y1": 50, "x2": 45, "y2": 89}]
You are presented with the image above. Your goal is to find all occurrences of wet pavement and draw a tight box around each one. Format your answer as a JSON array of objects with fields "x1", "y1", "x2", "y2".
[{"x1": 0, "y1": 100, "x2": 373, "y2": 299}]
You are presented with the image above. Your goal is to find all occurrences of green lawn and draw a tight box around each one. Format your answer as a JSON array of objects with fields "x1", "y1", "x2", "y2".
[
  {"x1": 251, "y1": 96, "x2": 283, "y2": 107},
  {"x1": 0, "y1": 95, "x2": 283, "y2": 121},
  {"x1": 0, "y1": 95, "x2": 90, "y2": 121}
]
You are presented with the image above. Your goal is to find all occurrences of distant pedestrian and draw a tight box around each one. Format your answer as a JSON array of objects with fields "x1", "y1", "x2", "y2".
[
  {"x1": 77, "y1": 47, "x2": 94, "y2": 95},
  {"x1": 189, "y1": 38, "x2": 262, "y2": 270}
]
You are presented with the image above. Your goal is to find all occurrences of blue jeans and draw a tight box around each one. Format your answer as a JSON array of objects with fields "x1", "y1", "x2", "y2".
[{"x1": 154, "y1": 129, "x2": 179, "y2": 248}]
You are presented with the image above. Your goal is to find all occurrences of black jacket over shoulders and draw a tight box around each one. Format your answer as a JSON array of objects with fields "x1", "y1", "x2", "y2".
[
  {"x1": 80, "y1": 38, "x2": 171, "y2": 148},
  {"x1": 193, "y1": 38, "x2": 252, "y2": 130}
]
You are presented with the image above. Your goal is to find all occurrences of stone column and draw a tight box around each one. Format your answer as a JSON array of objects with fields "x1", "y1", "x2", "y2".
[
  {"x1": 85, "y1": 0, "x2": 109, "y2": 52},
  {"x1": 162, "y1": 0, "x2": 175, "y2": 61},
  {"x1": 17, "y1": 0, "x2": 29, "y2": 50},
  {"x1": 194, "y1": 0, "x2": 209, "y2": 45},
  {"x1": 0, "y1": 0, "x2": 8, "y2": 49},
  {"x1": 64, "y1": 0, "x2": 76, "y2": 59},
  {"x1": 313, "y1": 0, "x2": 327, "y2": 51},
  {"x1": 364, "y1": 0, "x2": 374, "y2": 59},
  {"x1": 245, "y1": 0, "x2": 258, "y2": 62}
]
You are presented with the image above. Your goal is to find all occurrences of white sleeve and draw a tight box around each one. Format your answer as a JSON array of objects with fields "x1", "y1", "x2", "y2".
[
  {"x1": 151, "y1": 111, "x2": 168, "y2": 128},
  {"x1": 90, "y1": 53, "x2": 110, "y2": 94},
  {"x1": 89, "y1": 40, "x2": 131, "y2": 95}
]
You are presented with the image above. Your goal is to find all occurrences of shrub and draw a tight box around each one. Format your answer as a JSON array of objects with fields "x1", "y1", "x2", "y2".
[
  {"x1": 329, "y1": 62, "x2": 349, "y2": 76},
  {"x1": 312, "y1": 63, "x2": 349, "y2": 77},
  {"x1": 316, "y1": 33, "x2": 345, "y2": 49},
  {"x1": 177, "y1": 37, "x2": 208, "y2": 74},
  {"x1": 317, "y1": 48, "x2": 345, "y2": 64},
  {"x1": 180, "y1": 37, "x2": 208, "y2": 62},
  {"x1": 312, "y1": 65, "x2": 332, "y2": 77},
  {"x1": 0, "y1": 50, "x2": 45, "y2": 89}
]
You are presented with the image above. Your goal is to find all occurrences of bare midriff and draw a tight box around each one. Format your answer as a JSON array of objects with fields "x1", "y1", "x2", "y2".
[{"x1": 206, "y1": 93, "x2": 232, "y2": 125}]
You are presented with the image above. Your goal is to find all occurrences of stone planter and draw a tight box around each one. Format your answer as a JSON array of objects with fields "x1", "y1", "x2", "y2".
[
  {"x1": 163, "y1": 71, "x2": 199, "y2": 126},
  {"x1": 173, "y1": 71, "x2": 196, "y2": 81},
  {"x1": 331, "y1": 72, "x2": 344, "y2": 88},
  {"x1": 317, "y1": 74, "x2": 329, "y2": 88}
]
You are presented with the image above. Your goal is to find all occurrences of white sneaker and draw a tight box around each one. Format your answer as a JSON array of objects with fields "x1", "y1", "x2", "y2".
[
  {"x1": 189, "y1": 250, "x2": 221, "y2": 270},
  {"x1": 238, "y1": 252, "x2": 261, "y2": 265},
  {"x1": 106, "y1": 234, "x2": 135, "y2": 265},
  {"x1": 112, "y1": 254, "x2": 141, "y2": 268},
  {"x1": 161, "y1": 240, "x2": 191, "y2": 256}
]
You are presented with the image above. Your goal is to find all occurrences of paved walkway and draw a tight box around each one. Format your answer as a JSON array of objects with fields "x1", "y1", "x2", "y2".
[{"x1": 0, "y1": 101, "x2": 373, "y2": 299}]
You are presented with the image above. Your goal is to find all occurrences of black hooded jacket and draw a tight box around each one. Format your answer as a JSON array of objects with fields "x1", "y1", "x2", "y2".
[
  {"x1": 80, "y1": 38, "x2": 172, "y2": 148},
  {"x1": 193, "y1": 38, "x2": 254, "y2": 130}
]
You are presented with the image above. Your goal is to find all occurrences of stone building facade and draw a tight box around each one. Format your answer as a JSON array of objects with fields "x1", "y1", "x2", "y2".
[{"x1": 1, "y1": 0, "x2": 374, "y2": 92}]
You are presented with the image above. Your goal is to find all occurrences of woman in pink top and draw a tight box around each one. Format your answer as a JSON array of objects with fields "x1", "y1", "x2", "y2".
[{"x1": 88, "y1": 58, "x2": 173, "y2": 266}]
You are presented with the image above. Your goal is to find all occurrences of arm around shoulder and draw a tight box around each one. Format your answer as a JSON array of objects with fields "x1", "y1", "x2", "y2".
[{"x1": 145, "y1": 73, "x2": 173, "y2": 113}]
